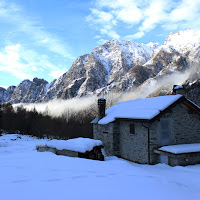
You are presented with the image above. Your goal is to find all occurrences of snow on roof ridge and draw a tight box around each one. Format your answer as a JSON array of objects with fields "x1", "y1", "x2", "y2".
[{"x1": 98, "y1": 95, "x2": 182, "y2": 124}]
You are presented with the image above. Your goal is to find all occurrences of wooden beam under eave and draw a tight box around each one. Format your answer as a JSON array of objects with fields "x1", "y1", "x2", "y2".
[{"x1": 182, "y1": 101, "x2": 200, "y2": 117}]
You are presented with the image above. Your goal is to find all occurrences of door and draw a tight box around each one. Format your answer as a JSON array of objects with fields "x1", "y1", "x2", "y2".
[
  {"x1": 160, "y1": 155, "x2": 168, "y2": 164},
  {"x1": 159, "y1": 118, "x2": 172, "y2": 146}
]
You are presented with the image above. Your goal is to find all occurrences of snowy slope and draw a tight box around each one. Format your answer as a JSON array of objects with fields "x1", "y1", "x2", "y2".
[
  {"x1": 164, "y1": 29, "x2": 200, "y2": 54},
  {"x1": 0, "y1": 133, "x2": 200, "y2": 200}
]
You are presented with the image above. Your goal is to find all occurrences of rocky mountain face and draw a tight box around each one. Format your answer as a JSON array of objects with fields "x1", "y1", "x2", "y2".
[
  {"x1": 142, "y1": 30, "x2": 200, "y2": 102},
  {"x1": 1, "y1": 29, "x2": 200, "y2": 104},
  {"x1": 0, "y1": 78, "x2": 48, "y2": 104}
]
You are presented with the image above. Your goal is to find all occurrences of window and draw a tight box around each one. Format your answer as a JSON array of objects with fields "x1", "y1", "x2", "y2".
[
  {"x1": 103, "y1": 131, "x2": 108, "y2": 134},
  {"x1": 159, "y1": 118, "x2": 171, "y2": 146},
  {"x1": 130, "y1": 124, "x2": 135, "y2": 134}
]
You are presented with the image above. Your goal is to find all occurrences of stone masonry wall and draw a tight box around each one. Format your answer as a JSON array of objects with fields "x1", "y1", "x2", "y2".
[
  {"x1": 169, "y1": 152, "x2": 200, "y2": 166},
  {"x1": 119, "y1": 121, "x2": 149, "y2": 164},
  {"x1": 171, "y1": 103, "x2": 200, "y2": 144},
  {"x1": 94, "y1": 121, "x2": 149, "y2": 163},
  {"x1": 93, "y1": 123, "x2": 114, "y2": 156},
  {"x1": 149, "y1": 102, "x2": 200, "y2": 164},
  {"x1": 148, "y1": 121, "x2": 160, "y2": 164}
]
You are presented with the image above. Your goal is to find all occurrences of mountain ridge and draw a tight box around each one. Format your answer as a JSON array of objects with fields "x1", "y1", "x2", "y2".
[{"x1": 1, "y1": 29, "x2": 200, "y2": 104}]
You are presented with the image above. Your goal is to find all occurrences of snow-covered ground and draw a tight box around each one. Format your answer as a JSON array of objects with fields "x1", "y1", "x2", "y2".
[{"x1": 0, "y1": 134, "x2": 200, "y2": 200}]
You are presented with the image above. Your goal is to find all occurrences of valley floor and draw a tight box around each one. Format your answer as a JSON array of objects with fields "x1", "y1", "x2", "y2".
[{"x1": 0, "y1": 134, "x2": 200, "y2": 200}]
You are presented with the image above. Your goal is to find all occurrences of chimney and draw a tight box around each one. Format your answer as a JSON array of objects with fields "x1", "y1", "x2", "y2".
[
  {"x1": 98, "y1": 98, "x2": 106, "y2": 119},
  {"x1": 172, "y1": 85, "x2": 185, "y2": 95}
]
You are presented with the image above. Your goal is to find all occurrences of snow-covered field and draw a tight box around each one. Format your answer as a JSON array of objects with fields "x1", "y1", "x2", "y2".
[{"x1": 0, "y1": 134, "x2": 200, "y2": 200}]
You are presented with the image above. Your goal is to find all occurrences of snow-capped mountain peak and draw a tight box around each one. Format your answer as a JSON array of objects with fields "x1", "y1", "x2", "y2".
[{"x1": 164, "y1": 29, "x2": 200, "y2": 53}]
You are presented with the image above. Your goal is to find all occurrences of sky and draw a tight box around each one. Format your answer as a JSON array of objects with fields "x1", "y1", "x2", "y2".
[{"x1": 0, "y1": 0, "x2": 200, "y2": 88}]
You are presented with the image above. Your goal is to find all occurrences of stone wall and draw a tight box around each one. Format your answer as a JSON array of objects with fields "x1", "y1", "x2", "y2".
[
  {"x1": 169, "y1": 152, "x2": 200, "y2": 166},
  {"x1": 118, "y1": 121, "x2": 149, "y2": 163},
  {"x1": 171, "y1": 103, "x2": 200, "y2": 144},
  {"x1": 148, "y1": 121, "x2": 160, "y2": 164},
  {"x1": 37, "y1": 145, "x2": 104, "y2": 161},
  {"x1": 154, "y1": 149, "x2": 200, "y2": 166},
  {"x1": 93, "y1": 120, "x2": 150, "y2": 163},
  {"x1": 149, "y1": 102, "x2": 200, "y2": 164},
  {"x1": 36, "y1": 146, "x2": 79, "y2": 157},
  {"x1": 113, "y1": 122, "x2": 120, "y2": 156},
  {"x1": 93, "y1": 123, "x2": 114, "y2": 156}
]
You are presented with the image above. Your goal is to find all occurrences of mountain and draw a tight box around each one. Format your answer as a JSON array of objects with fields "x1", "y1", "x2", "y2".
[
  {"x1": 0, "y1": 78, "x2": 48, "y2": 104},
  {"x1": 137, "y1": 30, "x2": 200, "y2": 101},
  {"x1": 1, "y1": 29, "x2": 200, "y2": 104}
]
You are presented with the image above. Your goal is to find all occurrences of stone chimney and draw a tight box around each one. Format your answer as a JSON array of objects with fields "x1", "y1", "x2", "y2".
[
  {"x1": 172, "y1": 85, "x2": 185, "y2": 95},
  {"x1": 98, "y1": 98, "x2": 106, "y2": 119}
]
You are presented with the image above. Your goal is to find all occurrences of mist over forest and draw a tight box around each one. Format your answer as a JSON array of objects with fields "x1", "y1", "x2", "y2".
[
  {"x1": 15, "y1": 66, "x2": 194, "y2": 118},
  {"x1": 0, "y1": 64, "x2": 199, "y2": 139}
]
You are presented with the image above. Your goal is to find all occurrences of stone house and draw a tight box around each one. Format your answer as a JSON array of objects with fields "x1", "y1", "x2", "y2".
[{"x1": 92, "y1": 89, "x2": 200, "y2": 166}]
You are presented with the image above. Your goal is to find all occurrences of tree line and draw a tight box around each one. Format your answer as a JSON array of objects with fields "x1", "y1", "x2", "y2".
[{"x1": 0, "y1": 102, "x2": 96, "y2": 139}]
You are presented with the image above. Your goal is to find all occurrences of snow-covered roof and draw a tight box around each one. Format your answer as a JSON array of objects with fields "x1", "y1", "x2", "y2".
[
  {"x1": 46, "y1": 137, "x2": 103, "y2": 153},
  {"x1": 91, "y1": 117, "x2": 99, "y2": 124},
  {"x1": 174, "y1": 85, "x2": 183, "y2": 90},
  {"x1": 98, "y1": 95, "x2": 182, "y2": 124},
  {"x1": 159, "y1": 143, "x2": 200, "y2": 154}
]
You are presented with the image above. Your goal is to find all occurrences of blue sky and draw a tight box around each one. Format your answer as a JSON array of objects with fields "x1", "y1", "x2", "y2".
[{"x1": 0, "y1": 0, "x2": 200, "y2": 88}]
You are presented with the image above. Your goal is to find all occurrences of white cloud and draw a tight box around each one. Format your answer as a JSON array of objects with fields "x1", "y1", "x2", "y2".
[
  {"x1": 0, "y1": 43, "x2": 65, "y2": 81},
  {"x1": 125, "y1": 31, "x2": 145, "y2": 40},
  {"x1": 100, "y1": 28, "x2": 120, "y2": 39},
  {"x1": 31, "y1": 66, "x2": 38, "y2": 72},
  {"x1": 115, "y1": 7, "x2": 142, "y2": 24},
  {"x1": 86, "y1": 8, "x2": 118, "y2": 39},
  {"x1": 0, "y1": 44, "x2": 35, "y2": 79},
  {"x1": 0, "y1": 85, "x2": 8, "y2": 89},
  {"x1": 87, "y1": 8, "x2": 115, "y2": 24},
  {"x1": 39, "y1": 39, "x2": 49, "y2": 43},
  {"x1": 48, "y1": 70, "x2": 65, "y2": 79},
  {"x1": 94, "y1": 35, "x2": 101, "y2": 39},
  {"x1": 139, "y1": 0, "x2": 170, "y2": 32},
  {"x1": 96, "y1": 39, "x2": 108, "y2": 45},
  {"x1": 88, "y1": 0, "x2": 200, "y2": 41},
  {"x1": 0, "y1": 1, "x2": 74, "y2": 60},
  {"x1": 170, "y1": 0, "x2": 200, "y2": 22}
]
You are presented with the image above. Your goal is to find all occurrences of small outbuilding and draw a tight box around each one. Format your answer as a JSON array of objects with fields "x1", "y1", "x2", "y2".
[
  {"x1": 92, "y1": 92, "x2": 200, "y2": 166},
  {"x1": 37, "y1": 137, "x2": 104, "y2": 161}
]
